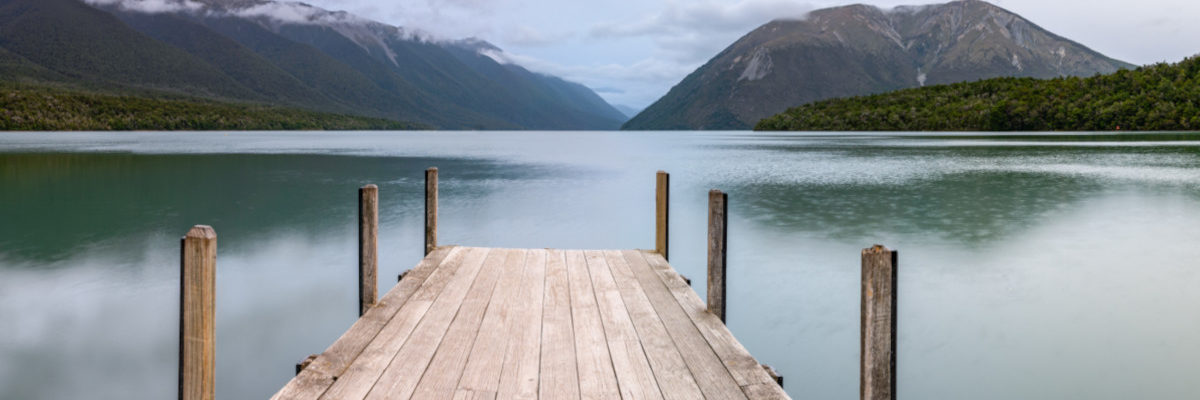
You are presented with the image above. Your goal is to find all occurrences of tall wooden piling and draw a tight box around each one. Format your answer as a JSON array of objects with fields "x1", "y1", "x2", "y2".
[
  {"x1": 180, "y1": 225, "x2": 216, "y2": 400},
  {"x1": 861, "y1": 245, "x2": 897, "y2": 400},
  {"x1": 707, "y1": 189, "x2": 727, "y2": 322},
  {"x1": 655, "y1": 171, "x2": 669, "y2": 260},
  {"x1": 359, "y1": 184, "x2": 378, "y2": 316},
  {"x1": 425, "y1": 167, "x2": 438, "y2": 256}
]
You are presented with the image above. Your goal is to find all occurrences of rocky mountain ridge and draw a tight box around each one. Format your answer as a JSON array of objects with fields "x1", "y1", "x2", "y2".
[{"x1": 623, "y1": 0, "x2": 1135, "y2": 130}]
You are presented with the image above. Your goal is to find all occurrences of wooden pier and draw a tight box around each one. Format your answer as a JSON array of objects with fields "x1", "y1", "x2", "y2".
[
  {"x1": 275, "y1": 246, "x2": 786, "y2": 399},
  {"x1": 178, "y1": 169, "x2": 900, "y2": 400}
]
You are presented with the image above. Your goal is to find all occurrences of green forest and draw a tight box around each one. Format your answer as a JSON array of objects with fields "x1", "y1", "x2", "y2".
[
  {"x1": 0, "y1": 84, "x2": 424, "y2": 131},
  {"x1": 757, "y1": 56, "x2": 1200, "y2": 131}
]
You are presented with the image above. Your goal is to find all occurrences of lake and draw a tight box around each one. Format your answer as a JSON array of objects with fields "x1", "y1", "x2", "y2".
[{"x1": 3, "y1": 131, "x2": 1200, "y2": 399}]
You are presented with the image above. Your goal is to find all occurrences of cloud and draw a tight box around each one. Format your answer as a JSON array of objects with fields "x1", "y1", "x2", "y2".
[
  {"x1": 232, "y1": 2, "x2": 368, "y2": 25},
  {"x1": 592, "y1": 0, "x2": 811, "y2": 38},
  {"x1": 84, "y1": 0, "x2": 204, "y2": 14},
  {"x1": 502, "y1": 25, "x2": 562, "y2": 47}
]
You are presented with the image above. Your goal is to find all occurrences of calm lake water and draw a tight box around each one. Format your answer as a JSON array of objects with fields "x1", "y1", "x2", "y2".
[{"x1": 3, "y1": 131, "x2": 1200, "y2": 399}]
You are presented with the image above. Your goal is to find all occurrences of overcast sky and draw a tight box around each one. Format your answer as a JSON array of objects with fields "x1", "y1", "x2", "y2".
[{"x1": 301, "y1": 0, "x2": 1200, "y2": 109}]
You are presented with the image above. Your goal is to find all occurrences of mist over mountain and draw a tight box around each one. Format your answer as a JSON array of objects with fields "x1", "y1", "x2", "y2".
[
  {"x1": 623, "y1": 0, "x2": 1135, "y2": 130},
  {"x1": 0, "y1": 0, "x2": 627, "y2": 129}
]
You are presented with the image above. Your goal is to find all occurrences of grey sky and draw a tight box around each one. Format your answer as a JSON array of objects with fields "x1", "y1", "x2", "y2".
[{"x1": 302, "y1": 0, "x2": 1200, "y2": 109}]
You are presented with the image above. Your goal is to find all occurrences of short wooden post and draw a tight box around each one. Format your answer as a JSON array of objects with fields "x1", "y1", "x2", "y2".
[
  {"x1": 762, "y1": 364, "x2": 783, "y2": 388},
  {"x1": 707, "y1": 189, "x2": 727, "y2": 323},
  {"x1": 359, "y1": 184, "x2": 378, "y2": 316},
  {"x1": 861, "y1": 245, "x2": 898, "y2": 400},
  {"x1": 180, "y1": 225, "x2": 216, "y2": 400},
  {"x1": 655, "y1": 171, "x2": 669, "y2": 260},
  {"x1": 425, "y1": 167, "x2": 438, "y2": 256}
]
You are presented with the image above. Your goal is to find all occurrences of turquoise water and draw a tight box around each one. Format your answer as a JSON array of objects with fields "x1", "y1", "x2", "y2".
[{"x1": 2, "y1": 131, "x2": 1200, "y2": 399}]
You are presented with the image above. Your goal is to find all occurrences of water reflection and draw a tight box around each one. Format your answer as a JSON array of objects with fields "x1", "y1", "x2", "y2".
[{"x1": 3, "y1": 132, "x2": 1200, "y2": 400}]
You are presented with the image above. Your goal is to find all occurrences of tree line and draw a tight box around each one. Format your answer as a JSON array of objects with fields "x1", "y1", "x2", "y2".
[{"x1": 757, "y1": 56, "x2": 1200, "y2": 131}]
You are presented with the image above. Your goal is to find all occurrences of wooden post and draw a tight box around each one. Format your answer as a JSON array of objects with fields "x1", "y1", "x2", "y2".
[
  {"x1": 180, "y1": 225, "x2": 216, "y2": 400},
  {"x1": 425, "y1": 167, "x2": 438, "y2": 256},
  {"x1": 861, "y1": 245, "x2": 898, "y2": 400},
  {"x1": 655, "y1": 171, "x2": 669, "y2": 260},
  {"x1": 707, "y1": 189, "x2": 727, "y2": 323},
  {"x1": 359, "y1": 184, "x2": 378, "y2": 317}
]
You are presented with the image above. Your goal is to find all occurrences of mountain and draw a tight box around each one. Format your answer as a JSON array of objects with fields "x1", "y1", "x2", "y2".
[
  {"x1": 757, "y1": 55, "x2": 1200, "y2": 131},
  {"x1": 613, "y1": 105, "x2": 641, "y2": 119},
  {"x1": 0, "y1": 0, "x2": 626, "y2": 130},
  {"x1": 623, "y1": 0, "x2": 1136, "y2": 130}
]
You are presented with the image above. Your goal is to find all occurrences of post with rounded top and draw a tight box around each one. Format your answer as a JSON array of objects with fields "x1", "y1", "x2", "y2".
[
  {"x1": 655, "y1": 171, "x2": 669, "y2": 260},
  {"x1": 359, "y1": 184, "x2": 378, "y2": 316},
  {"x1": 707, "y1": 189, "x2": 727, "y2": 323},
  {"x1": 861, "y1": 245, "x2": 897, "y2": 400},
  {"x1": 425, "y1": 167, "x2": 438, "y2": 256},
  {"x1": 180, "y1": 225, "x2": 216, "y2": 400}
]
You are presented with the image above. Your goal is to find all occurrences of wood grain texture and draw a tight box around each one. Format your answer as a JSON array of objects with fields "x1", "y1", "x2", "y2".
[
  {"x1": 414, "y1": 250, "x2": 524, "y2": 398},
  {"x1": 707, "y1": 190, "x2": 727, "y2": 323},
  {"x1": 655, "y1": 171, "x2": 669, "y2": 260},
  {"x1": 317, "y1": 247, "x2": 490, "y2": 400},
  {"x1": 635, "y1": 251, "x2": 784, "y2": 393},
  {"x1": 360, "y1": 184, "x2": 378, "y2": 317},
  {"x1": 425, "y1": 168, "x2": 438, "y2": 256},
  {"x1": 272, "y1": 246, "x2": 456, "y2": 400},
  {"x1": 180, "y1": 225, "x2": 216, "y2": 400},
  {"x1": 584, "y1": 250, "x2": 663, "y2": 400},
  {"x1": 538, "y1": 249, "x2": 579, "y2": 399},
  {"x1": 565, "y1": 250, "x2": 622, "y2": 400},
  {"x1": 861, "y1": 245, "x2": 897, "y2": 400},
  {"x1": 496, "y1": 248, "x2": 547, "y2": 399},
  {"x1": 603, "y1": 250, "x2": 703, "y2": 400},
  {"x1": 363, "y1": 248, "x2": 506, "y2": 400},
  {"x1": 619, "y1": 250, "x2": 747, "y2": 399},
  {"x1": 274, "y1": 247, "x2": 787, "y2": 399},
  {"x1": 452, "y1": 250, "x2": 530, "y2": 394}
]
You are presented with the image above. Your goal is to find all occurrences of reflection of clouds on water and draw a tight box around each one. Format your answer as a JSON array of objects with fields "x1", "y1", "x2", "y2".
[
  {"x1": 5, "y1": 131, "x2": 1200, "y2": 399},
  {"x1": 0, "y1": 231, "x2": 384, "y2": 399}
]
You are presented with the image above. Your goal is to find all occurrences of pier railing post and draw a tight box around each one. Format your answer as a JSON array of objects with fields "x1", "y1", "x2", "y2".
[
  {"x1": 656, "y1": 171, "x2": 669, "y2": 260},
  {"x1": 180, "y1": 225, "x2": 216, "y2": 400},
  {"x1": 359, "y1": 184, "x2": 378, "y2": 316},
  {"x1": 425, "y1": 167, "x2": 438, "y2": 256},
  {"x1": 861, "y1": 245, "x2": 897, "y2": 400},
  {"x1": 707, "y1": 189, "x2": 727, "y2": 322}
]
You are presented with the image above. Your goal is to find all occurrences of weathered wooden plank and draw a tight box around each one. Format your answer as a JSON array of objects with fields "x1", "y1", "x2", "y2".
[
  {"x1": 415, "y1": 249, "x2": 527, "y2": 397},
  {"x1": 317, "y1": 247, "x2": 491, "y2": 400},
  {"x1": 707, "y1": 189, "x2": 727, "y2": 323},
  {"x1": 656, "y1": 171, "x2": 669, "y2": 260},
  {"x1": 602, "y1": 250, "x2": 703, "y2": 400},
  {"x1": 452, "y1": 249, "x2": 531, "y2": 394},
  {"x1": 861, "y1": 245, "x2": 897, "y2": 400},
  {"x1": 272, "y1": 246, "x2": 458, "y2": 400},
  {"x1": 360, "y1": 184, "x2": 378, "y2": 317},
  {"x1": 565, "y1": 250, "x2": 621, "y2": 400},
  {"x1": 180, "y1": 225, "x2": 216, "y2": 400},
  {"x1": 583, "y1": 250, "x2": 663, "y2": 400},
  {"x1": 496, "y1": 249, "x2": 547, "y2": 399},
  {"x1": 538, "y1": 249, "x2": 579, "y2": 399},
  {"x1": 425, "y1": 167, "x2": 438, "y2": 256},
  {"x1": 619, "y1": 250, "x2": 747, "y2": 400},
  {"x1": 634, "y1": 251, "x2": 783, "y2": 392},
  {"x1": 364, "y1": 247, "x2": 508, "y2": 399},
  {"x1": 453, "y1": 389, "x2": 497, "y2": 400}
]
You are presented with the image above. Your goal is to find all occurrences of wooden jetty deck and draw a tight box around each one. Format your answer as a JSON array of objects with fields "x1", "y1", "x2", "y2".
[
  {"x1": 273, "y1": 247, "x2": 788, "y2": 399},
  {"x1": 178, "y1": 169, "x2": 898, "y2": 400}
]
